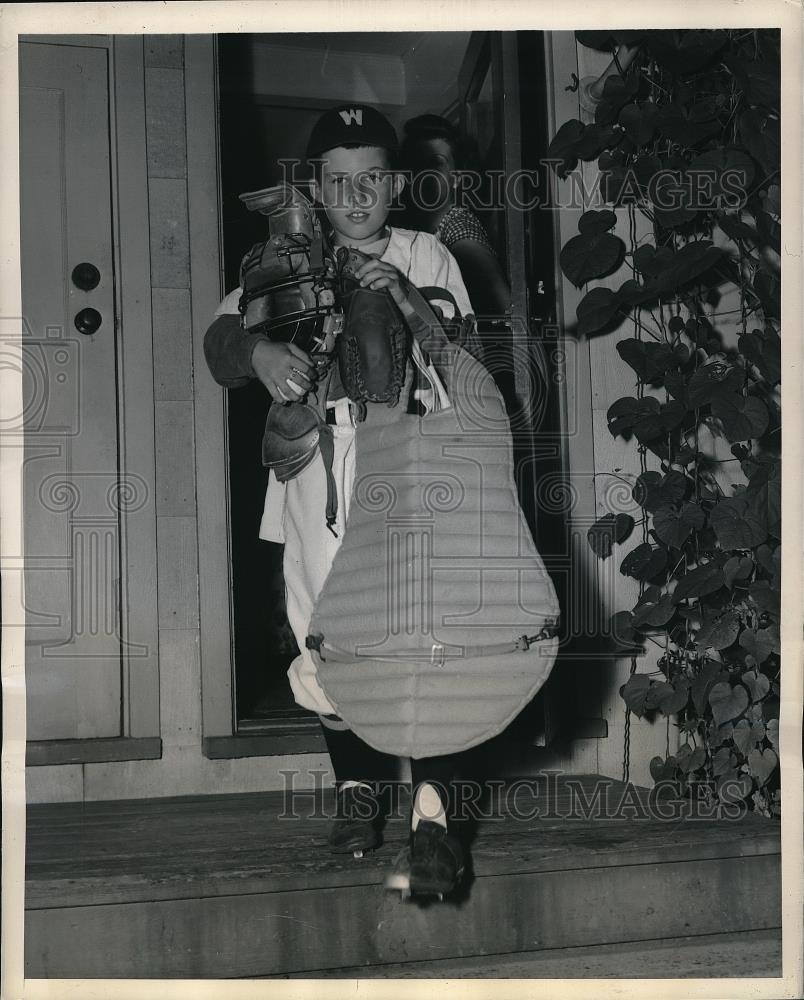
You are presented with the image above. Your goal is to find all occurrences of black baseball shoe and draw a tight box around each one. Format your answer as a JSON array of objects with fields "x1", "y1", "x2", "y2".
[
  {"x1": 408, "y1": 820, "x2": 465, "y2": 898},
  {"x1": 328, "y1": 783, "x2": 381, "y2": 858}
]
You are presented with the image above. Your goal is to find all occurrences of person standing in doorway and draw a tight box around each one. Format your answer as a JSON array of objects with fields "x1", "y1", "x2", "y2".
[{"x1": 399, "y1": 114, "x2": 511, "y2": 322}]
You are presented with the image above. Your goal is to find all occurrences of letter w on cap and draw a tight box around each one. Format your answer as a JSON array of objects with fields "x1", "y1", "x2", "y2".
[{"x1": 339, "y1": 108, "x2": 363, "y2": 126}]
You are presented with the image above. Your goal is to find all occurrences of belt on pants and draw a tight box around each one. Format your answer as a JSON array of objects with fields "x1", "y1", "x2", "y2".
[{"x1": 325, "y1": 398, "x2": 361, "y2": 426}]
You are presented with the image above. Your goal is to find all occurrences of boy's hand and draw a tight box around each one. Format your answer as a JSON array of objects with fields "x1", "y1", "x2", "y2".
[
  {"x1": 355, "y1": 259, "x2": 415, "y2": 318},
  {"x1": 251, "y1": 339, "x2": 315, "y2": 403}
]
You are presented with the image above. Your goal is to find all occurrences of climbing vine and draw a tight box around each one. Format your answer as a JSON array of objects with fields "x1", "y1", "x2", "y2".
[{"x1": 548, "y1": 29, "x2": 781, "y2": 815}]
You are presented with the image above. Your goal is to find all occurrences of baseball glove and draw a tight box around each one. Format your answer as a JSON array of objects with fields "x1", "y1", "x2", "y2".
[{"x1": 333, "y1": 246, "x2": 410, "y2": 408}]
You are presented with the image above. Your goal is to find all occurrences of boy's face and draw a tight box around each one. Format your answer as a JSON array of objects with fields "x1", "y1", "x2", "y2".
[{"x1": 312, "y1": 145, "x2": 404, "y2": 246}]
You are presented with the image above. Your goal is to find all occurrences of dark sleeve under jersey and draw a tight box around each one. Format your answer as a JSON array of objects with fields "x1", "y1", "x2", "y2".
[{"x1": 203, "y1": 313, "x2": 271, "y2": 389}]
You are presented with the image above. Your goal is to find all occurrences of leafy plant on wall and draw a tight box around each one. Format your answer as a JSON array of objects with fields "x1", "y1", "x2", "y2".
[{"x1": 548, "y1": 29, "x2": 781, "y2": 816}]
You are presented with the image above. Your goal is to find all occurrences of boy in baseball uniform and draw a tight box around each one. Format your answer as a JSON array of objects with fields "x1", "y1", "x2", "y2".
[{"x1": 206, "y1": 104, "x2": 478, "y2": 897}]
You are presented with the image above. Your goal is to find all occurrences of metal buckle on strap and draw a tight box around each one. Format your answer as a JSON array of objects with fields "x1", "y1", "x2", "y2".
[
  {"x1": 516, "y1": 621, "x2": 560, "y2": 651},
  {"x1": 430, "y1": 643, "x2": 445, "y2": 667}
]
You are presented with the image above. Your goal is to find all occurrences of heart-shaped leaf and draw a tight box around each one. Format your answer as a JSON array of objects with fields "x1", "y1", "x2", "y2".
[
  {"x1": 732, "y1": 719, "x2": 755, "y2": 755},
  {"x1": 711, "y1": 393, "x2": 769, "y2": 442},
  {"x1": 723, "y1": 555, "x2": 754, "y2": 588},
  {"x1": 722, "y1": 51, "x2": 779, "y2": 108},
  {"x1": 577, "y1": 286, "x2": 622, "y2": 336},
  {"x1": 739, "y1": 627, "x2": 777, "y2": 664},
  {"x1": 575, "y1": 124, "x2": 620, "y2": 160},
  {"x1": 687, "y1": 362, "x2": 743, "y2": 408},
  {"x1": 616, "y1": 278, "x2": 659, "y2": 307},
  {"x1": 645, "y1": 681, "x2": 675, "y2": 711},
  {"x1": 710, "y1": 495, "x2": 768, "y2": 549},
  {"x1": 616, "y1": 339, "x2": 680, "y2": 381},
  {"x1": 748, "y1": 581, "x2": 780, "y2": 614},
  {"x1": 678, "y1": 746, "x2": 707, "y2": 773},
  {"x1": 620, "y1": 542, "x2": 668, "y2": 581},
  {"x1": 620, "y1": 673, "x2": 651, "y2": 718},
  {"x1": 709, "y1": 681, "x2": 749, "y2": 726},
  {"x1": 673, "y1": 559, "x2": 726, "y2": 603},
  {"x1": 765, "y1": 718, "x2": 779, "y2": 750},
  {"x1": 597, "y1": 153, "x2": 630, "y2": 205},
  {"x1": 650, "y1": 754, "x2": 677, "y2": 782},
  {"x1": 654, "y1": 502, "x2": 706, "y2": 548},
  {"x1": 651, "y1": 242, "x2": 725, "y2": 294},
  {"x1": 747, "y1": 748, "x2": 777, "y2": 786},
  {"x1": 593, "y1": 73, "x2": 641, "y2": 126},
  {"x1": 631, "y1": 587, "x2": 676, "y2": 628},
  {"x1": 711, "y1": 747, "x2": 734, "y2": 777},
  {"x1": 618, "y1": 102, "x2": 660, "y2": 145},
  {"x1": 694, "y1": 610, "x2": 740, "y2": 651},
  {"x1": 587, "y1": 512, "x2": 634, "y2": 559},
  {"x1": 609, "y1": 610, "x2": 641, "y2": 649},
  {"x1": 741, "y1": 669, "x2": 771, "y2": 703},
  {"x1": 607, "y1": 396, "x2": 659, "y2": 436},
  {"x1": 560, "y1": 232, "x2": 625, "y2": 287},
  {"x1": 657, "y1": 677, "x2": 691, "y2": 716},
  {"x1": 633, "y1": 470, "x2": 687, "y2": 511},
  {"x1": 691, "y1": 660, "x2": 724, "y2": 715},
  {"x1": 575, "y1": 30, "x2": 618, "y2": 51},
  {"x1": 646, "y1": 30, "x2": 729, "y2": 75},
  {"x1": 747, "y1": 702, "x2": 765, "y2": 725},
  {"x1": 547, "y1": 119, "x2": 586, "y2": 178},
  {"x1": 650, "y1": 170, "x2": 700, "y2": 228},
  {"x1": 632, "y1": 400, "x2": 688, "y2": 443},
  {"x1": 578, "y1": 209, "x2": 617, "y2": 235},
  {"x1": 687, "y1": 148, "x2": 756, "y2": 205},
  {"x1": 658, "y1": 400, "x2": 688, "y2": 430},
  {"x1": 632, "y1": 243, "x2": 675, "y2": 277}
]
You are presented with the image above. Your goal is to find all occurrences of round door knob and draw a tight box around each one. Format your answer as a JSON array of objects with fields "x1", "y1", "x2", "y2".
[
  {"x1": 74, "y1": 307, "x2": 102, "y2": 336},
  {"x1": 71, "y1": 262, "x2": 101, "y2": 291}
]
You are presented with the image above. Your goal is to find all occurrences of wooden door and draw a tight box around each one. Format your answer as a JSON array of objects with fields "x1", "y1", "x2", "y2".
[{"x1": 19, "y1": 41, "x2": 122, "y2": 740}]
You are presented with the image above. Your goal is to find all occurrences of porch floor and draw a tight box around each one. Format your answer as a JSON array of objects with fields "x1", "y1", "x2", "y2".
[{"x1": 25, "y1": 775, "x2": 782, "y2": 979}]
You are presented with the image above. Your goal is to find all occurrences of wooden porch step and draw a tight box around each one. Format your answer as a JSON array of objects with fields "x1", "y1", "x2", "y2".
[
  {"x1": 266, "y1": 929, "x2": 783, "y2": 979},
  {"x1": 25, "y1": 776, "x2": 781, "y2": 978}
]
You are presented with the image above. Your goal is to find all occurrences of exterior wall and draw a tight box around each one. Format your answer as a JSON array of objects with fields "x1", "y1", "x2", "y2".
[
  {"x1": 546, "y1": 34, "x2": 747, "y2": 786},
  {"x1": 26, "y1": 36, "x2": 330, "y2": 802},
  {"x1": 543, "y1": 34, "x2": 673, "y2": 787}
]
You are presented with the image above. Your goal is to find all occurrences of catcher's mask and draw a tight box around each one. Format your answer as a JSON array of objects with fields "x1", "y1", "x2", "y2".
[{"x1": 237, "y1": 182, "x2": 338, "y2": 356}]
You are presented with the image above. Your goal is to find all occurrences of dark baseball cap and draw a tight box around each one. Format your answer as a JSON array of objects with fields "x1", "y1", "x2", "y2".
[{"x1": 306, "y1": 104, "x2": 398, "y2": 159}]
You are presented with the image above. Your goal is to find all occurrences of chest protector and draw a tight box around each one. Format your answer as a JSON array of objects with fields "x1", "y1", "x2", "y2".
[{"x1": 305, "y1": 330, "x2": 561, "y2": 759}]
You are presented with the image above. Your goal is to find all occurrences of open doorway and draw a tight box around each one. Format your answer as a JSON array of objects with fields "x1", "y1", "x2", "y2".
[{"x1": 216, "y1": 31, "x2": 565, "y2": 735}]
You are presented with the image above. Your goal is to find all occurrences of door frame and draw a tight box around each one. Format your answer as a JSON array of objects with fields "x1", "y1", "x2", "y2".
[
  {"x1": 21, "y1": 34, "x2": 161, "y2": 764},
  {"x1": 186, "y1": 35, "x2": 233, "y2": 742},
  {"x1": 188, "y1": 37, "x2": 328, "y2": 756}
]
